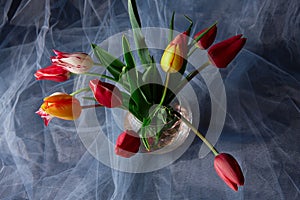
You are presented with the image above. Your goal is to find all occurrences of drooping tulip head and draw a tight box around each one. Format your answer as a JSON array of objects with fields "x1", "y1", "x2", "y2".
[
  {"x1": 208, "y1": 34, "x2": 246, "y2": 68},
  {"x1": 51, "y1": 50, "x2": 93, "y2": 74},
  {"x1": 89, "y1": 79, "x2": 123, "y2": 108},
  {"x1": 214, "y1": 153, "x2": 244, "y2": 191},
  {"x1": 34, "y1": 65, "x2": 70, "y2": 82},
  {"x1": 194, "y1": 24, "x2": 217, "y2": 50},
  {"x1": 36, "y1": 92, "x2": 82, "y2": 126},
  {"x1": 160, "y1": 31, "x2": 188, "y2": 73},
  {"x1": 115, "y1": 130, "x2": 141, "y2": 158}
]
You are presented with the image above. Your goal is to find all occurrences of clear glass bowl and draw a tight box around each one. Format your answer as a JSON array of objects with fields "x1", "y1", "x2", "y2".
[{"x1": 123, "y1": 97, "x2": 192, "y2": 155}]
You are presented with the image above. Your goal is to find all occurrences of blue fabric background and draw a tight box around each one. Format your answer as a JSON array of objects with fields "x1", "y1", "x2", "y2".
[{"x1": 0, "y1": 0, "x2": 299, "y2": 199}]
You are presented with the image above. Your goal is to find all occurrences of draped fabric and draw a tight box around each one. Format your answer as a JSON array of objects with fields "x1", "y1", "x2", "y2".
[{"x1": 0, "y1": 0, "x2": 299, "y2": 199}]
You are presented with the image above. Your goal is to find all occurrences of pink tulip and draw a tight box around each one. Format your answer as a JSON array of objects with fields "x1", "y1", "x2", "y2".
[
  {"x1": 89, "y1": 79, "x2": 122, "y2": 108},
  {"x1": 208, "y1": 34, "x2": 246, "y2": 68},
  {"x1": 51, "y1": 50, "x2": 93, "y2": 74},
  {"x1": 34, "y1": 65, "x2": 70, "y2": 82},
  {"x1": 115, "y1": 130, "x2": 141, "y2": 158},
  {"x1": 214, "y1": 153, "x2": 244, "y2": 191},
  {"x1": 194, "y1": 24, "x2": 217, "y2": 50}
]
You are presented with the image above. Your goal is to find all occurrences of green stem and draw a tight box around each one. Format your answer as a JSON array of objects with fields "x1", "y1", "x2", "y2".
[
  {"x1": 70, "y1": 87, "x2": 90, "y2": 96},
  {"x1": 82, "y1": 104, "x2": 103, "y2": 109},
  {"x1": 82, "y1": 72, "x2": 116, "y2": 82},
  {"x1": 174, "y1": 61, "x2": 210, "y2": 94},
  {"x1": 82, "y1": 97, "x2": 97, "y2": 101},
  {"x1": 159, "y1": 72, "x2": 170, "y2": 106},
  {"x1": 141, "y1": 72, "x2": 171, "y2": 150},
  {"x1": 187, "y1": 45, "x2": 197, "y2": 57},
  {"x1": 93, "y1": 62, "x2": 102, "y2": 66},
  {"x1": 176, "y1": 112, "x2": 219, "y2": 156}
]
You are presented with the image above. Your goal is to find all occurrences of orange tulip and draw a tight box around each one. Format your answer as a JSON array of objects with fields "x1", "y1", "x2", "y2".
[{"x1": 36, "y1": 92, "x2": 82, "y2": 126}]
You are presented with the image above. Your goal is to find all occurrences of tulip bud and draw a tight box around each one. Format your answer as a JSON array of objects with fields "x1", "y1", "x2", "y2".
[
  {"x1": 194, "y1": 24, "x2": 217, "y2": 50},
  {"x1": 115, "y1": 130, "x2": 141, "y2": 158},
  {"x1": 160, "y1": 32, "x2": 188, "y2": 73},
  {"x1": 51, "y1": 50, "x2": 93, "y2": 74},
  {"x1": 36, "y1": 92, "x2": 82, "y2": 126},
  {"x1": 214, "y1": 153, "x2": 244, "y2": 191},
  {"x1": 89, "y1": 79, "x2": 122, "y2": 108},
  {"x1": 208, "y1": 34, "x2": 246, "y2": 68},
  {"x1": 34, "y1": 65, "x2": 70, "y2": 82}
]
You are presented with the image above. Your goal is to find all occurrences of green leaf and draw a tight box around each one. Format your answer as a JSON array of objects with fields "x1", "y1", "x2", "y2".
[
  {"x1": 142, "y1": 57, "x2": 162, "y2": 84},
  {"x1": 168, "y1": 12, "x2": 175, "y2": 43},
  {"x1": 121, "y1": 35, "x2": 140, "y2": 94},
  {"x1": 121, "y1": 92, "x2": 131, "y2": 110},
  {"x1": 141, "y1": 117, "x2": 151, "y2": 151},
  {"x1": 141, "y1": 57, "x2": 164, "y2": 104},
  {"x1": 91, "y1": 44, "x2": 124, "y2": 81},
  {"x1": 122, "y1": 35, "x2": 136, "y2": 71},
  {"x1": 128, "y1": 0, "x2": 141, "y2": 27},
  {"x1": 184, "y1": 15, "x2": 193, "y2": 35},
  {"x1": 119, "y1": 66, "x2": 131, "y2": 92},
  {"x1": 128, "y1": 0, "x2": 151, "y2": 66},
  {"x1": 129, "y1": 87, "x2": 152, "y2": 121}
]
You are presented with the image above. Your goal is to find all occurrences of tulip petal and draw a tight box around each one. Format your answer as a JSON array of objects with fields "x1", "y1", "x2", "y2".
[
  {"x1": 194, "y1": 24, "x2": 217, "y2": 50},
  {"x1": 115, "y1": 130, "x2": 141, "y2": 158},
  {"x1": 214, "y1": 165, "x2": 238, "y2": 191},
  {"x1": 89, "y1": 79, "x2": 122, "y2": 108},
  {"x1": 35, "y1": 108, "x2": 53, "y2": 126},
  {"x1": 34, "y1": 65, "x2": 70, "y2": 82},
  {"x1": 208, "y1": 35, "x2": 246, "y2": 68},
  {"x1": 160, "y1": 32, "x2": 188, "y2": 73},
  {"x1": 51, "y1": 50, "x2": 93, "y2": 74},
  {"x1": 214, "y1": 153, "x2": 244, "y2": 191},
  {"x1": 40, "y1": 93, "x2": 82, "y2": 122}
]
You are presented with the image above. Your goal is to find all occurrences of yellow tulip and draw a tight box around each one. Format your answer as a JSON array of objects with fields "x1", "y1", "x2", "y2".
[{"x1": 160, "y1": 32, "x2": 188, "y2": 73}]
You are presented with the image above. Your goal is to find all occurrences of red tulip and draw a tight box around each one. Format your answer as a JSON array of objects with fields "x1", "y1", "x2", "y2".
[
  {"x1": 34, "y1": 65, "x2": 70, "y2": 82},
  {"x1": 115, "y1": 130, "x2": 141, "y2": 158},
  {"x1": 160, "y1": 31, "x2": 189, "y2": 73},
  {"x1": 51, "y1": 50, "x2": 93, "y2": 74},
  {"x1": 36, "y1": 92, "x2": 82, "y2": 126},
  {"x1": 194, "y1": 24, "x2": 217, "y2": 50},
  {"x1": 214, "y1": 153, "x2": 244, "y2": 191},
  {"x1": 208, "y1": 34, "x2": 246, "y2": 68},
  {"x1": 89, "y1": 79, "x2": 122, "y2": 108}
]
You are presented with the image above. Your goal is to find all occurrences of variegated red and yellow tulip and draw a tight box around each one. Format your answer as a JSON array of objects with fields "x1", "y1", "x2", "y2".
[
  {"x1": 89, "y1": 79, "x2": 123, "y2": 108},
  {"x1": 208, "y1": 34, "x2": 246, "y2": 68},
  {"x1": 160, "y1": 31, "x2": 189, "y2": 73},
  {"x1": 214, "y1": 153, "x2": 244, "y2": 191},
  {"x1": 36, "y1": 92, "x2": 82, "y2": 126},
  {"x1": 51, "y1": 50, "x2": 93, "y2": 74},
  {"x1": 115, "y1": 130, "x2": 141, "y2": 158},
  {"x1": 194, "y1": 24, "x2": 217, "y2": 50},
  {"x1": 34, "y1": 65, "x2": 70, "y2": 82}
]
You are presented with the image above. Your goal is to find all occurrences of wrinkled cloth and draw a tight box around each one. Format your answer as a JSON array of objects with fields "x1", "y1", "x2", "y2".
[{"x1": 0, "y1": 0, "x2": 299, "y2": 199}]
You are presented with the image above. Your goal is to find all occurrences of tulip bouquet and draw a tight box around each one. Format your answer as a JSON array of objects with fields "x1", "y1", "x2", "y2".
[{"x1": 35, "y1": 0, "x2": 246, "y2": 191}]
